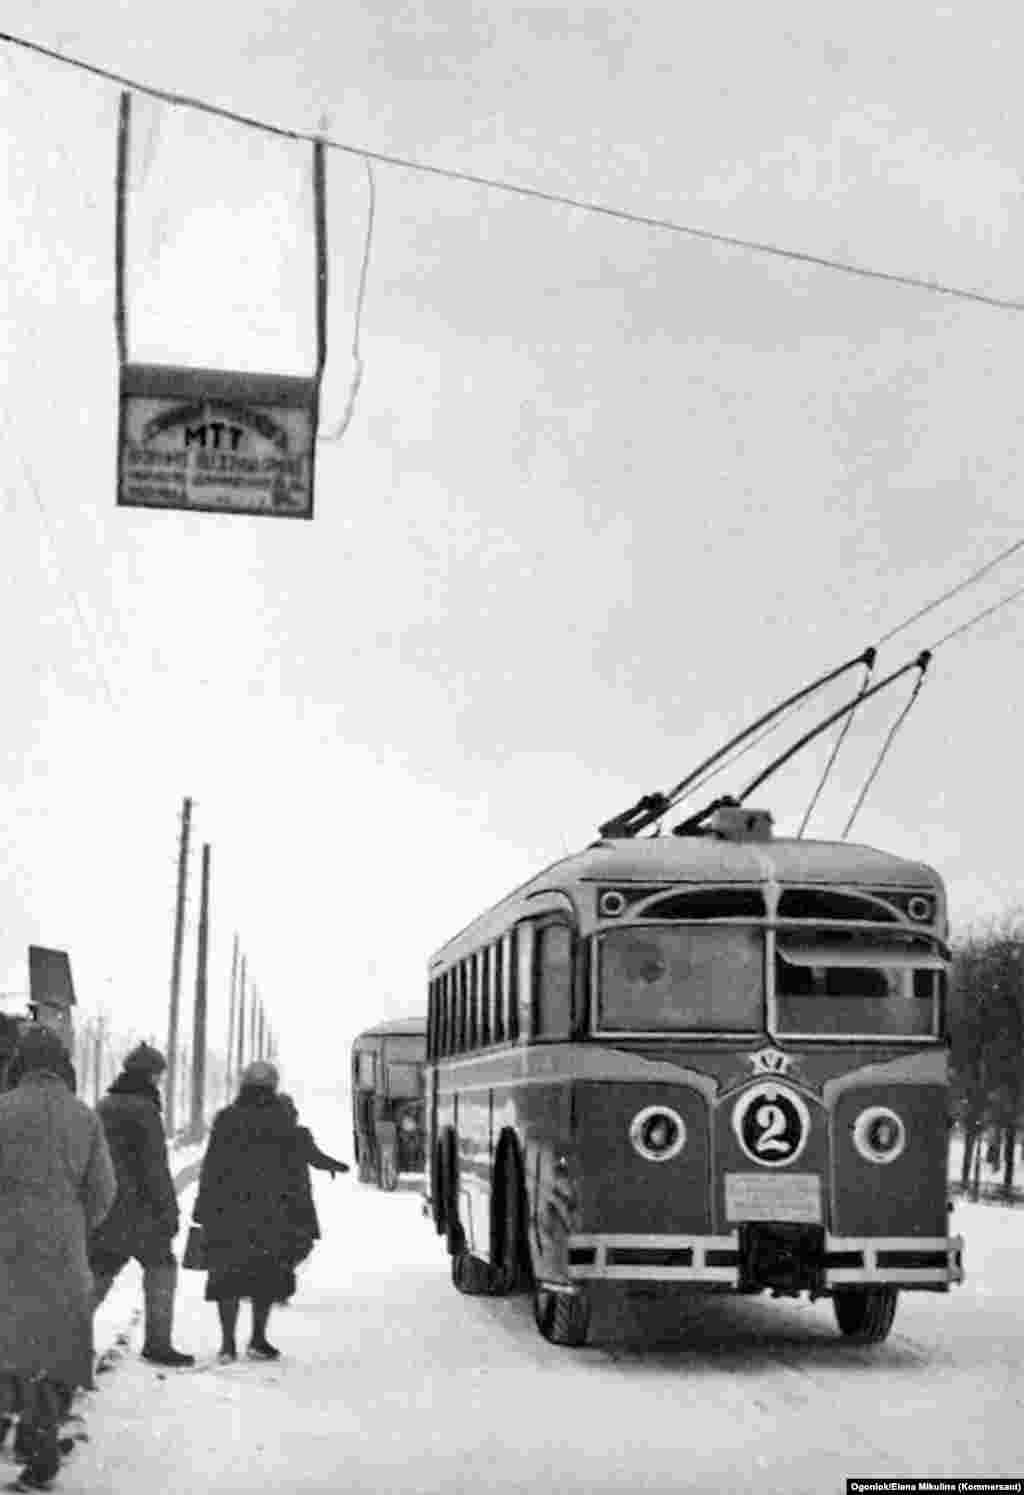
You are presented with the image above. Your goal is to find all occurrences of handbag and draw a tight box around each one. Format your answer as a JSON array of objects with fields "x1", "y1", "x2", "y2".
[{"x1": 182, "y1": 1223, "x2": 207, "y2": 1271}]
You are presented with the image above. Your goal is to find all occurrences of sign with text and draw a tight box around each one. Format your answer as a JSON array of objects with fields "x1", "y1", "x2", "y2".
[
  {"x1": 118, "y1": 364, "x2": 317, "y2": 519},
  {"x1": 724, "y1": 1171, "x2": 822, "y2": 1224}
]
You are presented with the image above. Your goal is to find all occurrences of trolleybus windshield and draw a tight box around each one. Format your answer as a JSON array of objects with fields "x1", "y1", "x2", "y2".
[
  {"x1": 597, "y1": 926, "x2": 763, "y2": 1032},
  {"x1": 774, "y1": 933, "x2": 943, "y2": 1038}
]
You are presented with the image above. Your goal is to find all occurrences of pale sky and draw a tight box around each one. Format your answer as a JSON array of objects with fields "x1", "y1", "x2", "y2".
[{"x1": 3, "y1": 1, "x2": 1023, "y2": 1087}]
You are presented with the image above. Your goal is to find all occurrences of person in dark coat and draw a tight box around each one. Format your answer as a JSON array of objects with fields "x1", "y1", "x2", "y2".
[
  {"x1": 0, "y1": 1026, "x2": 116, "y2": 1490},
  {"x1": 88, "y1": 1043, "x2": 194, "y2": 1368},
  {"x1": 193, "y1": 1062, "x2": 316, "y2": 1363}
]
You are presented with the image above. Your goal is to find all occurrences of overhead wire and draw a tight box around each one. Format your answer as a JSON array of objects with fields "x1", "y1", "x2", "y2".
[
  {"x1": 3, "y1": 28, "x2": 1024, "y2": 316},
  {"x1": 875, "y1": 534, "x2": 1024, "y2": 647}
]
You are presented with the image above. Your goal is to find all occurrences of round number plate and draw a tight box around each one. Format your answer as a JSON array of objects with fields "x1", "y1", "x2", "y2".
[{"x1": 731, "y1": 1083, "x2": 810, "y2": 1168}]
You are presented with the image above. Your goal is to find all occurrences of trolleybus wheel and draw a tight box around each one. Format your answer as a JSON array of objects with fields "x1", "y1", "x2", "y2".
[
  {"x1": 378, "y1": 1146, "x2": 399, "y2": 1192},
  {"x1": 832, "y1": 1286, "x2": 898, "y2": 1343},
  {"x1": 533, "y1": 1286, "x2": 590, "y2": 1347},
  {"x1": 451, "y1": 1248, "x2": 503, "y2": 1295}
]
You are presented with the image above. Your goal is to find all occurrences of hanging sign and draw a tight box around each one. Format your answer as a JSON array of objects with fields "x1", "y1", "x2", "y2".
[
  {"x1": 114, "y1": 93, "x2": 327, "y2": 520},
  {"x1": 118, "y1": 364, "x2": 318, "y2": 519}
]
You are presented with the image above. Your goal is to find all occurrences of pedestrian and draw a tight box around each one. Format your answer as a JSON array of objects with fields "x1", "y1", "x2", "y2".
[
  {"x1": 278, "y1": 1093, "x2": 350, "y2": 1177},
  {"x1": 193, "y1": 1061, "x2": 317, "y2": 1363},
  {"x1": 0, "y1": 1025, "x2": 116, "y2": 1490},
  {"x1": 88, "y1": 1042, "x2": 194, "y2": 1367}
]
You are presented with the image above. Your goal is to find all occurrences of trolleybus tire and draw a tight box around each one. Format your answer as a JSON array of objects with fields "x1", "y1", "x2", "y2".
[
  {"x1": 378, "y1": 1146, "x2": 399, "y2": 1192},
  {"x1": 533, "y1": 1287, "x2": 590, "y2": 1347},
  {"x1": 451, "y1": 1248, "x2": 504, "y2": 1295},
  {"x1": 832, "y1": 1286, "x2": 898, "y2": 1343},
  {"x1": 499, "y1": 1150, "x2": 530, "y2": 1294}
]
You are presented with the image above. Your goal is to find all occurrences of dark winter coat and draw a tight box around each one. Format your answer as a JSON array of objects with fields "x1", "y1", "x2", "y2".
[
  {"x1": 193, "y1": 1089, "x2": 318, "y2": 1275},
  {"x1": 0, "y1": 1072, "x2": 116, "y2": 1390},
  {"x1": 88, "y1": 1071, "x2": 179, "y2": 1260}
]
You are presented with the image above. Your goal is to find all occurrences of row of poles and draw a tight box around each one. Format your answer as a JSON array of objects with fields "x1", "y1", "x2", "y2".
[{"x1": 165, "y1": 796, "x2": 277, "y2": 1139}]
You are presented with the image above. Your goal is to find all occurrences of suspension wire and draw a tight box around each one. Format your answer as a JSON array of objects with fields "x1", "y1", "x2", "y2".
[
  {"x1": 4, "y1": 29, "x2": 1024, "y2": 316},
  {"x1": 876, "y1": 534, "x2": 1024, "y2": 647},
  {"x1": 928, "y1": 579, "x2": 1024, "y2": 648},
  {"x1": 797, "y1": 654, "x2": 875, "y2": 838},
  {"x1": 841, "y1": 667, "x2": 931, "y2": 839},
  {"x1": 321, "y1": 156, "x2": 377, "y2": 443}
]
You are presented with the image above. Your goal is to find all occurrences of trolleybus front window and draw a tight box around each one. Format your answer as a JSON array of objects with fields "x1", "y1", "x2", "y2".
[
  {"x1": 775, "y1": 933, "x2": 942, "y2": 1037},
  {"x1": 597, "y1": 926, "x2": 763, "y2": 1032},
  {"x1": 386, "y1": 1063, "x2": 421, "y2": 1097}
]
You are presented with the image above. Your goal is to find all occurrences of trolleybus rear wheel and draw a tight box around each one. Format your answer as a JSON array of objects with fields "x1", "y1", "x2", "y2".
[
  {"x1": 533, "y1": 1286, "x2": 590, "y2": 1347},
  {"x1": 832, "y1": 1286, "x2": 898, "y2": 1343}
]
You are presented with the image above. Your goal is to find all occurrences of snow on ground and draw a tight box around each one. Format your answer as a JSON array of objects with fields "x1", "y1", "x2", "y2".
[{"x1": 41, "y1": 1107, "x2": 1023, "y2": 1495}]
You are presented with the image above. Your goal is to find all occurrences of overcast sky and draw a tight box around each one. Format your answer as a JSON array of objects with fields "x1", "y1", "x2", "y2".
[{"x1": 3, "y1": 1, "x2": 1023, "y2": 1089}]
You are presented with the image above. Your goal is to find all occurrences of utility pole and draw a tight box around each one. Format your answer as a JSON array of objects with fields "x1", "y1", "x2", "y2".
[
  {"x1": 190, "y1": 843, "x2": 211, "y2": 1139},
  {"x1": 235, "y1": 955, "x2": 247, "y2": 1078},
  {"x1": 248, "y1": 988, "x2": 257, "y2": 1066},
  {"x1": 225, "y1": 932, "x2": 239, "y2": 1103},
  {"x1": 165, "y1": 796, "x2": 192, "y2": 1136},
  {"x1": 256, "y1": 1001, "x2": 265, "y2": 1060}
]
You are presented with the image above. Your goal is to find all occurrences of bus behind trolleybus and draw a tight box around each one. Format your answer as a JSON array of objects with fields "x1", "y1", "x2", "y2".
[
  {"x1": 351, "y1": 1017, "x2": 427, "y2": 1191},
  {"x1": 424, "y1": 803, "x2": 964, "y2": 1347}
]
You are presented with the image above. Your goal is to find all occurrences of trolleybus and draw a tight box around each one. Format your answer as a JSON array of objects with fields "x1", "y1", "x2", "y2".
[
  {"x1": 424, "y1": 803, "x2": 963, "y2": 1346},
  {"x1": 351, "y1": 1017, "x2": 427, "y2": 1191}
]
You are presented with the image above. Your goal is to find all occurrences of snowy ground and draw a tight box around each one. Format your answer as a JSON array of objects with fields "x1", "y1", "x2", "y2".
[{"x1": 37, "y1": 1108, "x2": 1024, "y2": 1493}]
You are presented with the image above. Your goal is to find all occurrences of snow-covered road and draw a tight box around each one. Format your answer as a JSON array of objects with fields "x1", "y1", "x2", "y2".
[{"x1": 53, "y1": 1112, "x2": 1024, "y2": 1494}]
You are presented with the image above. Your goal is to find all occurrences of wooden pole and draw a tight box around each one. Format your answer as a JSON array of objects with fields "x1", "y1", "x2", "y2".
[
  {"x1": 165, "y1": 796, "x2": 192, "y2": 1134},
  {"x1": 190, "y1": 843, "x2": 211, "y2": 1137},
  {"x1": 225, "y1": 932, "x2": 239, "y2": 1103}
]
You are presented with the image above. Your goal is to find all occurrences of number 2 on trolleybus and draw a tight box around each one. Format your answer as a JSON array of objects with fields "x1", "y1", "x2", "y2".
[{"x1": 424, "y1": 806, "x2": 963, "y2": 1346}]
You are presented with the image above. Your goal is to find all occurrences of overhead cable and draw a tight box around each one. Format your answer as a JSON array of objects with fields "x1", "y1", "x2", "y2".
[
  {"x1": 876, "y1": 534, "x2": 1024, "y2": 646},
  {"x1": 322, "y1": 156, "x2": 377, "y2": 444},
  {"x1": 3, "y1": 29, "x2": 1024, "y2": 316}
]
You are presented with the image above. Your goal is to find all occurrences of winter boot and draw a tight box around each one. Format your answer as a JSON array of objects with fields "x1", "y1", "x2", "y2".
[
  {"x1": 16, "y1": 1378, "x2": 61, "y2": 1490},
  {"x1": 140, "y1": 1262, "x2": 195, "y2": 1368}
]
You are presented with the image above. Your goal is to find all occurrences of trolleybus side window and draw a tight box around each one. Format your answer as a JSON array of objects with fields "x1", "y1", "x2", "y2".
[
  {"x1": 357, "y1": 1051, "x2": 376, "y2": 1088},
  {"x1": 491, "y1": 942, "x2": 505, "y2": 1043},
  {"x1": 479, "y1": 950, "x2": 491, "y2": 1047},
  {"x1": 456, "y1": 963, "x2": 468, "y2": 1053},
  {"x1": 468, "y1": 956, "x2": 479, "y2": 1049},
  {"x1": 535, "y1": 922, "x2": 574, "y2": 1039},
  {"x1": 774, "y1": 934, "x2": 940, "y2": 1037},
  {"x1": 597, "y1": 925, "x2": 763, "y2": 1032},
  {"x1": 515, "y1": 923, "x2": 533, "y2": 1039}
]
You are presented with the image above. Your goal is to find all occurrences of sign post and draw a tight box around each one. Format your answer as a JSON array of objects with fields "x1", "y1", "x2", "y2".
[{"x1": 114, "y1": 93, "x2": 327, "y2": 521}]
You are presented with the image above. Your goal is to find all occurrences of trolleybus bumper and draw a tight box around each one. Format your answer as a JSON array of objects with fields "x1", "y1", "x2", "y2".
[{"x1": 565, "y1": 1233, "x2": 964, "y2": 1288}]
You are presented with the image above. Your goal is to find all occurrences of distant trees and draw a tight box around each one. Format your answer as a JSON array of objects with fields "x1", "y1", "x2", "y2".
[{"x1": 949, "y1": 915, "x2": 1024, "y2": 1199}]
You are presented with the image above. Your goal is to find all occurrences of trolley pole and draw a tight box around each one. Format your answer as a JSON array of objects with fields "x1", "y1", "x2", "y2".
[
  {"x1": 190, "y1": 843, "x2": 211, "y2": 1139},
  {"x1": 225, "y1": 933, "x2": 239, "y2": 1103},
  {"x1": 165, "y1": 796, "x2": 192, "y2": 1136}
]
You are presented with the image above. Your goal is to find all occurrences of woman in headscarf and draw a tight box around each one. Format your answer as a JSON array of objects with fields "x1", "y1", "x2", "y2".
[
  {"x1": 0, "y1": 1025, "x2": 116, "y2": 1489},
  {"x1": 193, "y1": 1062, "x2": 316, "y2": 1363}
]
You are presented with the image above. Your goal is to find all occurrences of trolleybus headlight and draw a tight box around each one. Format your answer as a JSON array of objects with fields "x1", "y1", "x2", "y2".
[
  {"x1": 399, "y1": 1112, "x2": 418, "y2": 1134},
  {"x1": 852, "y1": 1106, "x2": 906, "y2": 1164},
  {"x1": 629, "y1": 1105, "x2": 686, "y2": 1162},
  {"x1": 599, "y1": 889, "x2": 627, "y2": 918},
  {"x1": 907, "y1": 895, "x2": 933, "y2": 922}
]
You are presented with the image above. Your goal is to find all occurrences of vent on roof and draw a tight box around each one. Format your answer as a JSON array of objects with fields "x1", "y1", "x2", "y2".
[{"x1": 707, "y1": 806, "x2": 773, "y2": 842}]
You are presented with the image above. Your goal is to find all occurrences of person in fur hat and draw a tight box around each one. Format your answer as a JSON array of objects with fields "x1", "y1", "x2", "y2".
[
  {"x1": 88, "y1": 1043, "x2": 194, "y2": 1368},
  {"x1": 193, "y1": 1062, "x2": 316, "y2": 1362}
]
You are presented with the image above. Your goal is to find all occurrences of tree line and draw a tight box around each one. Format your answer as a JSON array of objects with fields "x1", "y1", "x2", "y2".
[{"x1": 950, "y1": 914, "x2": 1024, "y2": 1199}]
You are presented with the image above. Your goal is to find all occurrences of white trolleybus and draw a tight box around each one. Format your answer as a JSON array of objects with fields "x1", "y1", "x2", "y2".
[{"x1": 423, "y1": 647, "x2": 964, "y2": 1346}]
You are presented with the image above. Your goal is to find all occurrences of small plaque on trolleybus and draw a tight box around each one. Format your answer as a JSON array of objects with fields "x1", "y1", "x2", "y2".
[
  {"x1": 118, "y1": 364, "x2": 317, "y2": 520},
  {"x1": 725, "y1": 1172, "x2": 822, "y2": 1224}
]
